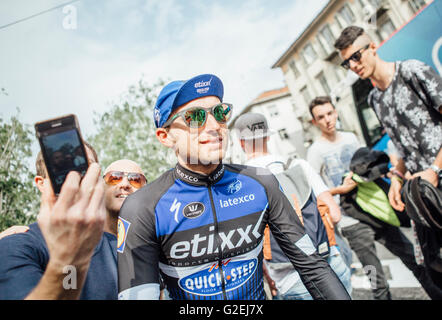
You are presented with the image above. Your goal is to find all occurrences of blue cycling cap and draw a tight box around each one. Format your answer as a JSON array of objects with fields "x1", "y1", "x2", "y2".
[{"x1": 154, "y1": 74, "x2": 224, "y2": 128}]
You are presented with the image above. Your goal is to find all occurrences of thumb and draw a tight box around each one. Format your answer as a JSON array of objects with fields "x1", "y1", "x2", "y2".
[{"x1": 38, "y1": 180, "x2": 56, "y2": 219}]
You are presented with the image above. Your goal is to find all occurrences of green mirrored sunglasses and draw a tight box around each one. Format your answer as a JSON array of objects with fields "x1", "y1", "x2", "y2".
[{"x1": 162, "y1": 103, "x2": 233, "y2": 128}]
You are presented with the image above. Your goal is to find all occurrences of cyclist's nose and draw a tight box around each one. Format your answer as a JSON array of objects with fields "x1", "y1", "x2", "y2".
[{"x1": 204, "y1": 112, "x2": 221, "y2": 131}]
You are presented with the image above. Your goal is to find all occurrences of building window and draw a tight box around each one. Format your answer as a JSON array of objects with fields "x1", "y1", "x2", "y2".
[
  {"x1": 378, "y1": 18, "x2": 396, "y2": 41},
  {"x1": 334, "y1": 13, "x2": 344, "y2": 30},
  {"x1": 335, "y1": 66, "x2": 345, "y2": 81},
  {"x1": 330, "y1": 54, "x2": 346, "y2": 80},
  {"x1": 300, "y1": 86, "x2": 312, "y2": 106},
  {"x1": 408, "y1": 0, "x2": 426, "y2": 14},
  {"x1": 301, "y1": 43, "x2": 317, "y2": 66},
  {"x1": 338, "y1": 3, "x2": 355, "y2": 26},
  {"x1": 334, "y1": 14, "x2": 343, "y2": 29},
  {"x1": 268, "y1": 105, "x2": 279, "y2": 117},
  {"x1": 316, "y1": 72, "x2": 331, "y2": 95},
  {"x1": 318, "y1": 24, "x2": 335, "y2": 55},
  {"x1": 316, "y1": 36, "x2": 326, "y2": 56},
  {"x1": 278, "y1": 128, "x2": 290, "y2": 140},
  {"x1": 289, "y1": 59, "x2": 300, "y2": 78}
]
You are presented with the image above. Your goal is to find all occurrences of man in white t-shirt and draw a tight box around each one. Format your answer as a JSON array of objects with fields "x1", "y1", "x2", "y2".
[
  {"x1": 234, "y1": 112, "x2": 352, "y2": 300},
  {"x1": 307, "y1": 96, "x2": 396, "y2": 299}
]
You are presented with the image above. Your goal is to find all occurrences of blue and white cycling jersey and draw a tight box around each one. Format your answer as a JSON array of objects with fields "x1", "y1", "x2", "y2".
[{"x1": 117, "y1": 163, "x2": 350, "y2": 300}]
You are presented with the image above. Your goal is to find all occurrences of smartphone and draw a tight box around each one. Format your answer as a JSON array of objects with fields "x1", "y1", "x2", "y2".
[{"x1": 35, "y1": 114, "x2": 89, "y2": 195}]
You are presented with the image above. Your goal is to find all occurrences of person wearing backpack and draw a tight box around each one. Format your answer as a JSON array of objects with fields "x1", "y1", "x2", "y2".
[
  {"x1": 234, "y1": 112, "x2": 352, "y2": 300},
  {"x1": 306, "y1": 96, "x2": 399, "y2": 299}
]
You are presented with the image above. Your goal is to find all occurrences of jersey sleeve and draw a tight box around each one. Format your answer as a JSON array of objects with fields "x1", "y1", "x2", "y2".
[
  {"x1": 0, "y1": 233, "x2": 46, "y2": 299},
  {"x1": 264, "y1": 173, "x2": 351, "y2": 300},
  {"x1": 117, "y1": 189, "x2": 161, "y2": 300}
]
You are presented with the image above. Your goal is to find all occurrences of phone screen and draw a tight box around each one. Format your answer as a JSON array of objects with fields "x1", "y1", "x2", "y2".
[{"x1": 41, "y1": 128, "x2": 88, "y2": 194}]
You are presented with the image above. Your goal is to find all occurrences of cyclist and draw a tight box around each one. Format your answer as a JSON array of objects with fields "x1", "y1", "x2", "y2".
[{"x1": 117, "y1": 74, "x2": 350, "y2": 300}]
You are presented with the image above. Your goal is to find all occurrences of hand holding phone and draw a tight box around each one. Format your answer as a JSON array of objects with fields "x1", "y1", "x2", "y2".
[
  {"x1": 31, "y1": 163, "x2": 106, "y2": 299},
  {"x1": 35, "y1": 114, "x2": 89, "y2": 195}
]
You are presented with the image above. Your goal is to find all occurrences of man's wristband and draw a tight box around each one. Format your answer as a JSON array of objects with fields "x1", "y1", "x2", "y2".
[
  {"x1": 391, "y1": 175, "x2": 403, "y2": 185},
  {"x1": 429, "y1": 164, "x2": 441, "y2": 176},
  {"x1": 391, "y1": 169, "x2": 405, "y2": 180}
]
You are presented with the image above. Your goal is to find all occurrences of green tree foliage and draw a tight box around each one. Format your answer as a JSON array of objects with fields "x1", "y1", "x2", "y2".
[
  {"x1": 0, "y1": 114, "x2": 39, "y2": 231},
  {"x1": 88, "y1": 78, "x2": 174, "y2": 182}
]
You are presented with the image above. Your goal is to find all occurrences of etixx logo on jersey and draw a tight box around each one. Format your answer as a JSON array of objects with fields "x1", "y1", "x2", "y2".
[{"x1": 183, "y1": 202, "x2": 205, "y2": 219}]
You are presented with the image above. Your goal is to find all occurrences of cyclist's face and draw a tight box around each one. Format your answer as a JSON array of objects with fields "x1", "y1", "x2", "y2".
[{"x1": 161, "y1": 96, "x2": 229, "y2": 166}]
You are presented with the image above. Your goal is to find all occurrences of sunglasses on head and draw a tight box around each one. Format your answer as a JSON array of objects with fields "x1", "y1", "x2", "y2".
[
  {"x1": 103, "y1": 171, "x2": 147, "y2": 189},
  {"x1": 162, "y1": 103, "x2": 233, "y2": 128},
  {"x1": 340, "y1": 44, "x2": 370, "y2": 70}
]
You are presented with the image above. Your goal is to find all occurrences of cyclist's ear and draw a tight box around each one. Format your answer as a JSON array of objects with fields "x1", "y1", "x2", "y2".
[{"x1": 156, "y1": 127, "x2": 177, "y2": 149}]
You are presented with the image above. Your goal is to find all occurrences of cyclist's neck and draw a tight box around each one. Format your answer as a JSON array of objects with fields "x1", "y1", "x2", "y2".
[
  {"x1": 177, "y1": 159, "x2": 220, "y2": 176},
  {"x1": 175, "y1": 160, "x2": 225, "y2": 186}
]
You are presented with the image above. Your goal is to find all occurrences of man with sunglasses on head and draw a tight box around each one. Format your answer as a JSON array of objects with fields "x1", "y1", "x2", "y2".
[
  {"x1": 0, "y1": 144, "x2": 147, "y2": 299},
  {"x1": 117, "y1": 73, "x2": 350, "y2": 300},
  {"x1": 335, "y1": 26, "x2": 442, "y2": 295}
]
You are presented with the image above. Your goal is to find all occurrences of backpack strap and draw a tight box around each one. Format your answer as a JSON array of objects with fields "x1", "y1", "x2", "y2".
[
  {"x1": 265, "y1": 155, "x2": 296, "y2": 172},
  {"x1": 291, "y1": 194, "x2": 304, "y2": 226},
  {"x1": 280, "y1": 164, "x2": 312, "y2": 208},
  {"x1": 317, "y1": 199, "x2": 337, "y2": 247},
  {"x1": 265, "y1": 160, "x2": 286, "y2": 169},
  {"x1": 284, "y1": 156, "x2": 294, "y2": 171}
]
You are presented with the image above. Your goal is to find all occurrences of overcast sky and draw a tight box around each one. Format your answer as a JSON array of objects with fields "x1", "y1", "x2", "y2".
[{"x1": 0, "y1": 0, "x2": 328, "y2": 141}]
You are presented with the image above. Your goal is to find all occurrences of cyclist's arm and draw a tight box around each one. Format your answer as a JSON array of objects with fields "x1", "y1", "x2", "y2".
[
  {"x1": 117, "y1": 191, "x2": 161, "y2": 300},
  {"x1": 264, "y1": 175, "x2": 351, "y2": 300}
]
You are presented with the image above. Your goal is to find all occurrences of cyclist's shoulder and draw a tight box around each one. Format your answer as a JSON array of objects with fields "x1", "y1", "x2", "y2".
[
  {"x1": 224, "y1": 163, "x2": 270, "y2": 176},
  {"x1": 120, "y1": 168, "x2": 176, "y2": 216},
  {"x1": 223, "y1": 163, "x2": 278, "y2": 189}
]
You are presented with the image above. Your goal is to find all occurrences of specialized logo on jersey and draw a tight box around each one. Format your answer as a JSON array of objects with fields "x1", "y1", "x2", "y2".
[
  {"x1": 227, "y1": 179, "x2": 242, "y2": 194},
  {"x1": 170, "y1": 198, "x2": 181, "y2": 223},
  {"x1": 183, "y1": 202, "x2": 205, "y2": 219},
  {"x1": 117, "y1": 217, "x2": 131, "y2": 253},
  {"x1": 178, "y1": 258, "x2": 257, "y2": 296}
]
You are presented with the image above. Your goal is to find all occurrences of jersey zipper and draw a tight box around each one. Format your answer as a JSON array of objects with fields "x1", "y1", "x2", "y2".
[{"x1": 207, "y1": 184, "x2": 227, "y2": 300}]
